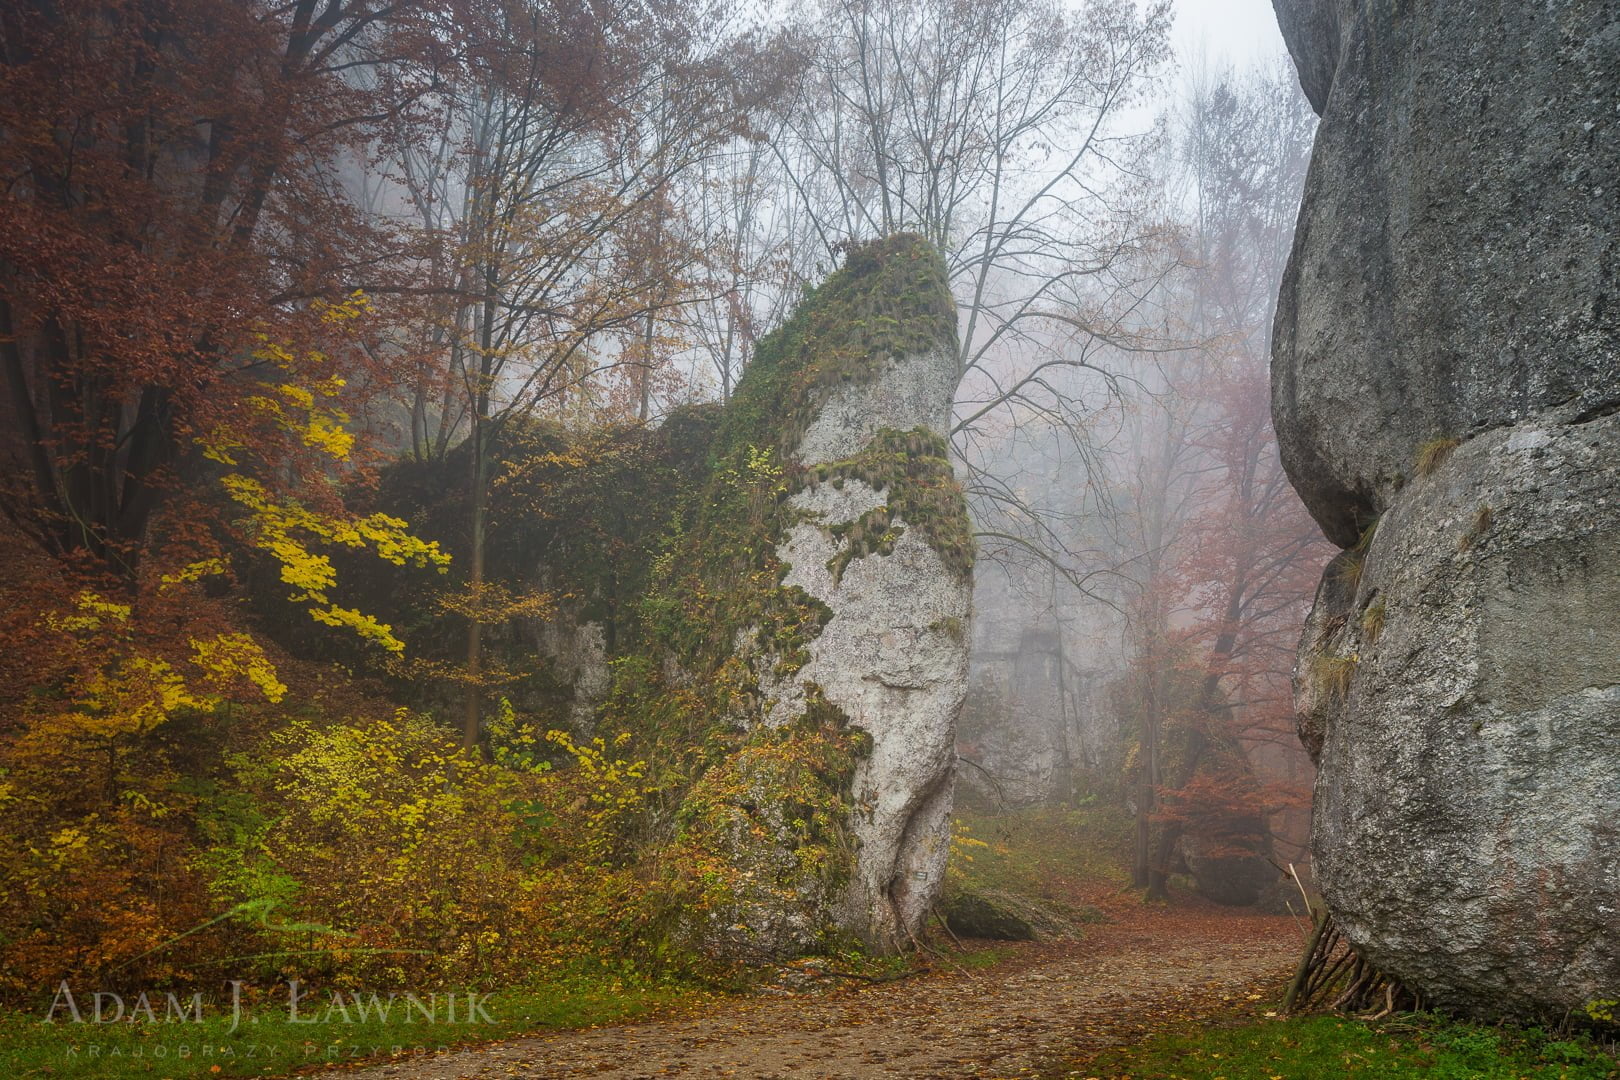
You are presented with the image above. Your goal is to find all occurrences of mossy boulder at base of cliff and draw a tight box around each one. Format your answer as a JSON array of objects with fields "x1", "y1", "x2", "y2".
[{"x1": 939, "y1": 886, "x2": 1036, "y2": 941}]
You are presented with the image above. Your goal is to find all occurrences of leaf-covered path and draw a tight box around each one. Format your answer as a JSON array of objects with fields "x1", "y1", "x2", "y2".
[{"x1": 324, "y1": 899, "x2": 1298, "y2": 1080}]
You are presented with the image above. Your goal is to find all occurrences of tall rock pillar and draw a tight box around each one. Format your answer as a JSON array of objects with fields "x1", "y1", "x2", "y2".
[{"x1": 669, "y1": 234, "x2": 973, "y2": 956}]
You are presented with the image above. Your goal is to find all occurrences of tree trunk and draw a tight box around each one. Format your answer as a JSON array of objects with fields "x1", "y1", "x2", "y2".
[
  {"x1": 1133, "y1": 657, "x2": 1161, "y2": 889},
  {"x1": 461, "y1": 418, "x2": 486, "y2": 751},
  {"x1": 462, "y1": 267, "x2": 497, "y2": 752}
]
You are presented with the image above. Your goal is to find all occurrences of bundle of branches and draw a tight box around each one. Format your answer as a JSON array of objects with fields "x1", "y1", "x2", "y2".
[{"x1": 1283, "y1": 910, "x2": 1423, "y2": 1019}]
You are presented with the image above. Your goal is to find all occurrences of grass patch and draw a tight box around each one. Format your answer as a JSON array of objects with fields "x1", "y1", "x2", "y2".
[
  {"x1": 1361, "y1": 597, "x2": 1386, "y2": 645},
  {"x1": 0, "y1": 968, "x2": 714, "y2": 1080},
  {"x1": 1056, "y1": 1012, "x2": 1620, "y2": 1079},
  {"x1": 1335, "y1": 551, "x2": 1366, "y2": 594},
  {"x1": 1415, "y1": 436, "x2": 1462, "y2": 477},
  {"x1": 1333, "y1": 518, "x2": 1379, "y2": 594},
  {"x1": 1309, "y1": 654, "x2": 1358, "y2": 703},
  {"x1": 939, "y1": 806, "x2": 1128, "y2": 943},
  {"x1": 952, "y1": 805, "x2": 1135, "y2": 900}
]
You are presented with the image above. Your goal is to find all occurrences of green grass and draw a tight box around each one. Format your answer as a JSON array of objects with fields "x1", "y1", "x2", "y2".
[
  {"x1": 0, "y1": 968, "x2": 714, "y2": 1079},
  {"x1": 1053, "y1": 1012, "x2": 1619, "y2": 1079}
]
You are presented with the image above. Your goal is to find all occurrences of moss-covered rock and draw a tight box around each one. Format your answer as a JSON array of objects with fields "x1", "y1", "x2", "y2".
[
  {"x1": 940, "y1": 886, "x2": 1036, "y2": 941},
  {"x1": 629, "y1": 235, "x2": 970, "y2": 955},
  {"x1": 274, "y1": 236, "x2": 972, "y2": 964}
]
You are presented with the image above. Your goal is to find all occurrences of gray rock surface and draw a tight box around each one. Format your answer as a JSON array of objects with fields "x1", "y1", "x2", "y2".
[
  {"x1": 1295, "y1": 414, "x2": 1620, "y2": 1017},
  {"x1": 757, "y1": 348, "x2": 970, "y2": 952},
  {"x1": 1271, "y1": 0, "x2": 1619, "y2": 546},
  {"x1": 1275, "y1": 0, "x2": 1620, "y2": 1018},
  {"x1": 794, "y1": 345, "x2": 957, "y2": 467},
  {"x1": 528, "y1": 618, "x2": 610, "y2": 731}
]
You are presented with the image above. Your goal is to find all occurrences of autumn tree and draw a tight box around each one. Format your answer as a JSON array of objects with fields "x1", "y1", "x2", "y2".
[
  {"x1": 383, "y1": 0, "x2": 763, "y2": 747},
  {"x1": 1107, "y1": 59, "x2": 1322, "y2": 898},
  {"x1": 0, "y1": 0, "x2": 476, "y2": 584},
  {"x1": 1155, "y1": 61, "x2": 1325, "y2": 876}
]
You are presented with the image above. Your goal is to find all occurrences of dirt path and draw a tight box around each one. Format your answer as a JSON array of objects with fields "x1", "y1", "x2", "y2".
[{"x1": 325, "y1": 900, "x2": 1298, "y2": 1080}]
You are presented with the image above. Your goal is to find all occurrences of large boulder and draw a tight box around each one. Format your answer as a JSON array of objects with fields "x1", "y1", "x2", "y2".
[
  {"x1": 1273, "y1": 0, "x2": 1620, "y2": 1019},
  {"x1": 1296, "y1": 415, "x2": 1620, "y2": 1017},
  {"x1": 1271, "y1": 0, "x2": 1618, "y2": 547}
]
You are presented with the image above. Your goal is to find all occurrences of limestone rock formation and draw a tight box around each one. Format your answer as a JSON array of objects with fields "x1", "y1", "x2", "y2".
[
  {"x1": 358, "y1": 236, "x2": 970, "y2": 961},
  {"x1": 1274, "y1": 0, "x2": 1620, "y2": 1017},
  {"x1": 672, "y1": 234, "x2": 973, "y2": 956},
  {"x1": 1271, "y1": 0, "x2": 1618, "y2": 547},
  {"x1": 768, "y1": 469, "x2": 966, "y2": 949}
]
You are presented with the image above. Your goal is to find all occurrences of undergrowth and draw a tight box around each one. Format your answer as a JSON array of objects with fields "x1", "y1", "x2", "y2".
[
  {"x1": 1050, "y1": 1010, "x2": 1620, "y2": 1079},
  {"x1": 950, "y1": 805, "x2": 1135, "y2": 902}
]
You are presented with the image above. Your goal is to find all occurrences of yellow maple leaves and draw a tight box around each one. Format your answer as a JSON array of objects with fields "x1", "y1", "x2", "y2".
[
  {"x1": 195, "y1": 293, "x2": 450, "y2": 653},
  {"x1": 221, "y1": 474, "x2": 447, "y2": 652},
  {"x1": 49, "y1": 601, "x2": 290, "y2": 733}
]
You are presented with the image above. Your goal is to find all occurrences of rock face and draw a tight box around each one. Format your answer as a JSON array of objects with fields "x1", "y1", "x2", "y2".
[
  {"x1": 1271, "y1": 0, "x2": 1619, "y2": 547},
  {"x1": 364, "y1": 236, "x2": 970, "y2": 961},
  {"x1": 769, "y1": 468, "x2": 967, "y2": 948},
  {"x1": 750, "y1": 245, "x2": 969, "y2": 953},
  {"x1": 677, "y1": 234, "x2": 972, "y2": 956},
  {"x1": 1296, "y1": 416, "x2": 1620, "y2": 1017},
  {"x1": 1274, "y1": 0, "x2": 1620, "y2": 1017}
]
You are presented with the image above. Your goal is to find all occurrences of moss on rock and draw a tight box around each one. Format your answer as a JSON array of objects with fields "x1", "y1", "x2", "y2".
[{"x1": 715, "y1": 233, "x2": 956, "y2": 461}]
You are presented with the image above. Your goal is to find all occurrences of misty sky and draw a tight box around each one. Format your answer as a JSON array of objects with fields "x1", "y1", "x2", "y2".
[{"x1": 1172, "y1": 0, "x2": 1286, "y2": 67}]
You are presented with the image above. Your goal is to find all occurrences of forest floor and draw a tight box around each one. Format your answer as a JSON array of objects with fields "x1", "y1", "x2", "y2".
[{"x1": 318, "y1": 887, "x2": 1299, "y2": 1080}]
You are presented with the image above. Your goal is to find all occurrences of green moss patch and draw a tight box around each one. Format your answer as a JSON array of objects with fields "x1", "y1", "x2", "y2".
[{"x1": 715, "y1": 233, "x2": 955, "y2": 460}]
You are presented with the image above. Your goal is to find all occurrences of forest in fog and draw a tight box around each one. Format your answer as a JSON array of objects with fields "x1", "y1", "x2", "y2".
[
  {"x1": 0, "y1": 0, "x2": 1320, "y2": 985},
  {"x1": 16, "y1": 0, "x2": 1610, "y2": 1077}
]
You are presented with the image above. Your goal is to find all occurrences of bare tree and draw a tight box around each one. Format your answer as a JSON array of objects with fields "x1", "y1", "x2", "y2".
[
  {"x1": 404, "y1": 0, "x2": 753, "y2": 748},
  {"x1": 768, "y1": 0, "x2": 1176, "y2": 590}
]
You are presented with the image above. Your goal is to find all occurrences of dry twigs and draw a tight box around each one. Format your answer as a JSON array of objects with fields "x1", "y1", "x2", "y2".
[{"x1": 1283, "y1": 910, "x2": 1422, "y2": 1017}]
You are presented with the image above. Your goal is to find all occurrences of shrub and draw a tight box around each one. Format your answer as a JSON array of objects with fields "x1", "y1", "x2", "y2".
[{"x1": 198, "y1": 708, "x2": 676, "y2": 989}]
